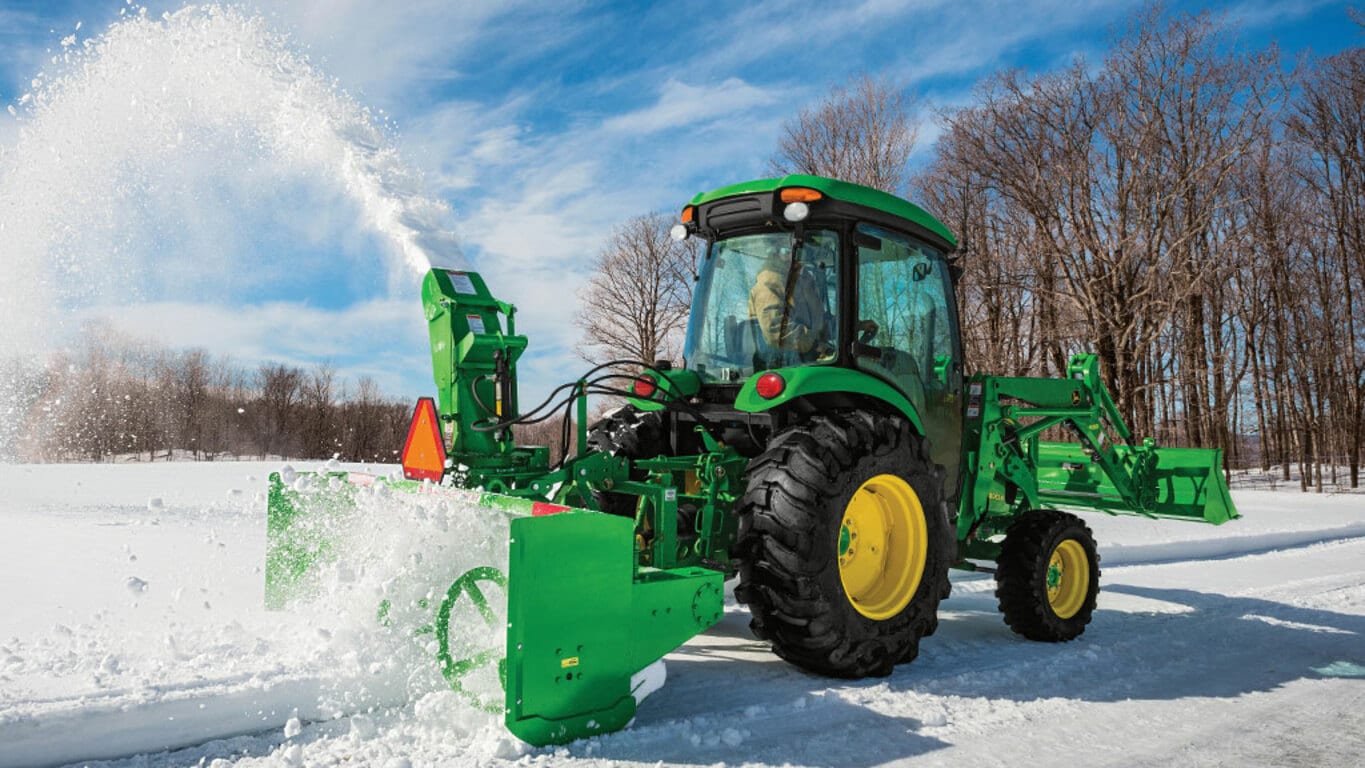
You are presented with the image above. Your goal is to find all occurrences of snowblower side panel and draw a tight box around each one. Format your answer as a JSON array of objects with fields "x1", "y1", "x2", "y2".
[
  {"x1": 265, "y1": 471, "x2": 357, "y2": 610},
  {"x1": 504, "y1": 511, "x2": 724, "y2": 746}
]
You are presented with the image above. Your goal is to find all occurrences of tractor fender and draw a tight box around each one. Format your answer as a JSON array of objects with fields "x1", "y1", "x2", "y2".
[{"x1": 733, "y1": 367, "x2": 926, "y2": 435}]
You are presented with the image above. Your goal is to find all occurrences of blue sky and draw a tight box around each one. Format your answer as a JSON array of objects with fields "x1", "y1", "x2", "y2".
[{"x1": 1, "y1": 0, "x2": 1361, "y2": 407}]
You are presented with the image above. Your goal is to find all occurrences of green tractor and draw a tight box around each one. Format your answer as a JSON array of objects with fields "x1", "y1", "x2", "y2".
[{"x1": 267, "y1": 174, "x2": 1236, "y2": 746}]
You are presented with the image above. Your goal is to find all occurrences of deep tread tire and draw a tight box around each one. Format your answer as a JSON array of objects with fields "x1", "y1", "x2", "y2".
[
  {"x1": 585, "y1": 406, "x2": 665, "y2": 517},
  {"x1": 735, "y1": 411, "x2": 953, "y2": 678},
  {"x1": 995, "y1": 510, "x2": 1100, "y2": 641}
]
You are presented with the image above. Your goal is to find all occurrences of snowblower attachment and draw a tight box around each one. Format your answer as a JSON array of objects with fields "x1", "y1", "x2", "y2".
[{"x1": 265, "y1": 268, "x2": 728, "y2": 746}]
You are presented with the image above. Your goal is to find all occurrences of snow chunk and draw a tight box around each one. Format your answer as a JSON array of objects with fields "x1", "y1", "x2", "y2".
[
  {"x1": 125, "y1": 576, "x2": 149, "y2": 596},
  {"x1": 349, "y1": 713, "x2": 377, "y2": 742},
  {"x1": 283, "y1": 714, "x2": 302, "y2": 738},
  {"x1": 921, "y1": 710, "x2": 949, "y2": 727}
]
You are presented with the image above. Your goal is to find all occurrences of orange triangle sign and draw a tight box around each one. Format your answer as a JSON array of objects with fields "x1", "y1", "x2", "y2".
[{"x1": 401, "y1": 397, "x2": 447, "y2": 482}]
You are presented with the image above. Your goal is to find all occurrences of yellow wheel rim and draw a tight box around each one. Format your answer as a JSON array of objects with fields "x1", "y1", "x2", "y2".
[
  {"x1": 1046, "y1": 539, "x2": 1089, "y2": 619},
  {"x1": 836, "y1": 474, "x2": 927, "y2": 621}
]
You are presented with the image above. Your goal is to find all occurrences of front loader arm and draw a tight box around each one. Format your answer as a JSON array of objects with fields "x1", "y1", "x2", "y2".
[{"x1": 959, "y1": 354, "x2": 1237, "y2": 559}]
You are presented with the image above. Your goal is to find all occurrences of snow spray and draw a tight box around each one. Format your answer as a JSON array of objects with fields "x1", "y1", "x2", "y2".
[
  {"x1": 0, "y1": 3, "x2": 461, "y2": 452},
  {"x1": 274, "y1": 467, "x2": 514, "y2": 732}
]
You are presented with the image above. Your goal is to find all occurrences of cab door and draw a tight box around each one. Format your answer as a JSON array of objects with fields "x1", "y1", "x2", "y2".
[{"x1": 852, "y1": 224, "x2": 963, "y2": 491}]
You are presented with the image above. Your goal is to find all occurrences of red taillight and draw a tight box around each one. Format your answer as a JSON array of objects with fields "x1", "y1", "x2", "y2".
[
  {"x1": 755, "y1": 372, "x2": 786, "y2": 399},
  {"x1": 632, "y1": 374, "x2": 657, "y2": 398}
]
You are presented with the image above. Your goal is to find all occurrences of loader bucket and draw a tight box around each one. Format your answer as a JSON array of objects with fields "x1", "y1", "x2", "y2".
[
  {"x1": 1033, "y1": 443, "x2": 1238, "y2": 525},
  {"x1": 264, "y1": 470, "x2": 724, "y2": 746},
  {"x1": 1145, "y1": 446, "x2": 1238, "y2": 525}
]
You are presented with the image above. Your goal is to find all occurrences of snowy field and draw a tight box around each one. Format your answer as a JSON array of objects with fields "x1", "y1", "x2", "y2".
[{"x1": 1, "y1": 461, "x2": 1363, "y2": 768}]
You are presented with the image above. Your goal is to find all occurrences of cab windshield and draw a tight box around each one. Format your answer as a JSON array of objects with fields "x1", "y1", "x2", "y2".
[{"x1": 683, "y1": 230, "x2": 840, "y2": 383}]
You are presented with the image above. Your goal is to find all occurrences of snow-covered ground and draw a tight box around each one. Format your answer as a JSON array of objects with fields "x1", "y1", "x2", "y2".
[{"x1": 2, "y1": 462, "x2": 1362, "y2": 767}]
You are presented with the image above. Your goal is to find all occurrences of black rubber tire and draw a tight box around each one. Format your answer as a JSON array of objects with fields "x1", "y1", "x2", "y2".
[
  {"x1": 585, "y1": 406, "x2": 666, "y2": 517},
  {"x1": 734, "y1": 411, "x2": 953, "y2": 678},
  {"x1": 995, "y1": 509, "x2": 1100, "y2": 641}
]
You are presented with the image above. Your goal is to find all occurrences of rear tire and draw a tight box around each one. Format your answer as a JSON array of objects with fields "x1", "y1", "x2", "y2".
[
  {"x1": 585, "y1": 406, "x2": 665, "y2": 517},
  {"x1": 995, "y1": 510, "x2": 1100, "y2": 641},
  {"x1": 736, "y1": 411, "x2": 952, "y2": 677}
]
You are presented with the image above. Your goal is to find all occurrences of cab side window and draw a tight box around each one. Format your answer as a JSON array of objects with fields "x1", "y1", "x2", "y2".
[{"x1": 854, "y1": 224, "x2": 956, "y2": 407}]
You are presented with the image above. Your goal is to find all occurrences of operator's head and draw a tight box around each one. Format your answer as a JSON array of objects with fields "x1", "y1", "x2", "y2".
[{"x1": 760, "y1": 240, "x2": 793, "y2": 270}]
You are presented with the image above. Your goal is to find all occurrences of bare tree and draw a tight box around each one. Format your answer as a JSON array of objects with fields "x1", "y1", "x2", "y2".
[
  {"x1": 299, "y1": 363, "x2": 338, "y2": 459},
  {"x1": 770, "y1": 74, "x2": 920, "y2": 195},
  {"x1": 1287, "y1": 47, "x2": 1365, "y2": 486},
  {"x1": 341, "y1": 375, "x2": 385, "y2": 461},
  {"x1": 169, "y1": 349, "x2": 211, "y2": 459},
  {"x1": 257, "y1": 363, "x2": 303, "y2": 460},
  {"x1": 576, "y1": 212, "x2": 699, "y2": 366},
  {"x1": 922, "y1": 9, "x2": 1274, "y2": 447}
]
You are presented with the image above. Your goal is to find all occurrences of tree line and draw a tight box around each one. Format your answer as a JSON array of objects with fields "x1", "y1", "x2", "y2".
[
  {"x1": 1, "y1": 329, "x2": 413, "y2": 463},
  {"x1": 577, "y1": 7, "x2": 1365, "y2": 491},
  {"x1": 0, "y1": 327, "x2": 581, "y2": 466}
]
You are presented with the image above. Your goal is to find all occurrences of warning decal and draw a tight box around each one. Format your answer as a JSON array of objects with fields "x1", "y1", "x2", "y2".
[{"x1": 447, "y1": 271, "x2": 477, "y2": 294}]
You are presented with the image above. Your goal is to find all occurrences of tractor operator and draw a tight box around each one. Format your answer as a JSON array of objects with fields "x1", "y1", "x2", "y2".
[
  {"x1": 748, "y1": 242, "x2": 835, "y2": 362},
  {"x1": 747, "y1": 239, "x2": 878, "y2": 363}
]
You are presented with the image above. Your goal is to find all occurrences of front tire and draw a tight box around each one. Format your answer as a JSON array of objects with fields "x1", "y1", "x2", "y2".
[
  {"x1": 995, "y1": 510, "x2": 1100, "y2": 641},
  {"x1": 736, "y1": 411, "x2": 952, "y2": 678},
  {"x1": 585, "y1": 406, "x2": 664, "y2": 517}
]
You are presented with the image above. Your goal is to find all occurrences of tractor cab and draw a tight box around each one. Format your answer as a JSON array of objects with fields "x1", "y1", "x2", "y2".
[{"x1": 668, "y1": 175, "x2": 965, "y2": 485}]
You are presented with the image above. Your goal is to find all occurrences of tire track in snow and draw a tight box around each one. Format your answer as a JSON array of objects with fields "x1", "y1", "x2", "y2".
[{"x1": 1097, "y1": 522, "x2": 1365, "y2": 567}]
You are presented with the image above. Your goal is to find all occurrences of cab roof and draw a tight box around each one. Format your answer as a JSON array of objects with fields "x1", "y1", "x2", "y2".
[{"x1": 688, "y1": 174, "x2": 957, "y2": 248}]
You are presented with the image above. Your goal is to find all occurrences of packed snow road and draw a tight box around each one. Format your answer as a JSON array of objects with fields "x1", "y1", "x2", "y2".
[{"x1": 1, "y1": 463, "x2": 1362, "y2": 767}]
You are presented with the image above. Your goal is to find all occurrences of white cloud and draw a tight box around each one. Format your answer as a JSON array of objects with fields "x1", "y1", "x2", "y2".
[
  {"x1": 601, "y1": 78, "x2": 781, "y2": 135},
  {"x1": 889, "y1": 0, "x2": 1143, "y2": 88},
  {"x1": 1219, "y1": 0, "x2": 1342, "y2": 31},
  {"x1": 252, "y1": 0, "x2": 511, "y2": 107}
]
